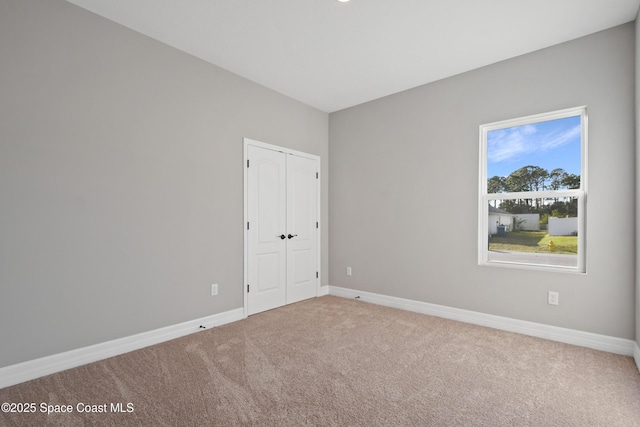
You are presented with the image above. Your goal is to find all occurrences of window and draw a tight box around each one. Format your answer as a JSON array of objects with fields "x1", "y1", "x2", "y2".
[{"x1": 479, "y1": 107, "x2": 587, "y2": 273}]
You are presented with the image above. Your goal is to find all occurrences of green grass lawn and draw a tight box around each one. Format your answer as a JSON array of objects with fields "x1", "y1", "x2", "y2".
[{"x1": 489, "y1": 231, "x2": 577, "y2": 254}]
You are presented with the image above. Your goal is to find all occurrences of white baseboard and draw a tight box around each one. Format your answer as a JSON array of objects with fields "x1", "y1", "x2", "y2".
[
  {"x1": 0, "y1": 308, "x2": 244, "y2": 389},
  {"x1": 318, "y1": 285, "x2": 329, "y2": 296},
  {"x1": 329, "y1": 286, "x2": 636, "y2": 357}
]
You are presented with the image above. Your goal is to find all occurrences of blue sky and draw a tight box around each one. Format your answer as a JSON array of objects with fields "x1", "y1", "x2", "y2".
[{"x1": 487, "y1": 115, "x2": 582, "y2": 178}]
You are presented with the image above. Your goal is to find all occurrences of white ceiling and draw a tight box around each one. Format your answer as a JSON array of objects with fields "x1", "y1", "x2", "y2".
[{"x1": 65, "y1": 0, "x2": 640, "y2": 113}]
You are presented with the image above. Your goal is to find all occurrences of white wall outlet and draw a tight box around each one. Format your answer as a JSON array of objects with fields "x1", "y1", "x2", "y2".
[
  {"x1": 548, "y1": 291, "x2": 559, "y2": 305},
  {"x1": 211, "y1": 283, "x2": 218, "y2": 296},
  {"x1": 346, "y1": 267, "x2": 352, "y2": 276}
]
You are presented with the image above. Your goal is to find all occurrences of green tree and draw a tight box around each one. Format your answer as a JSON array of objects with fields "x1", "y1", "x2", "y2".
[
  {"x1": 563, "y1": 173, "x2": 581, "y2": 189},
  {"x1": 487, "y1": 176, "x2": 505, "y2": 207},
  {"x1": 548, "y1": 168, "x2": 567, "y2": 190},
  {"x1": 487, "y1": 176, "x2": 505, "y2": 193},
  {"x1": 504, "y1": 166, "x2": 547, "y2": 209},
  {"x1": 487, "y1": 165, "x2": 580, "y2": 216}
]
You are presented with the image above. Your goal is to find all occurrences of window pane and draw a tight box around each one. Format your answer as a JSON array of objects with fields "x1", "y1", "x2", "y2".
[
  {"x1": 487, "y1": 198, "x2": 579, "y2": 269},
  {"x1": 480, "y1": 107, "x2": 586, "y2": 272},
  {"x1": 487, "y1": 116, "x2": 581, "y2": 194}
]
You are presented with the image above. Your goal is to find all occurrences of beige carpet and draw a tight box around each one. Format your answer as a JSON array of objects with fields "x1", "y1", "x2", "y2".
[{"x1": 1, "y1": 295, "x2": 639, "y2": 426}]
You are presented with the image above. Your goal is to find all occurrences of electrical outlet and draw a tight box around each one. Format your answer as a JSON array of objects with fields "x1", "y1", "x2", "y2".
[
  {"x1": 211, "y1": 283, "x2": 218, "y2": 296},
  {"x1": 547, "y1": 291, "x2": 559, "y2": 305},
  {"x1": 346, "y1": 267, "x2": 352, "y2": 276}
]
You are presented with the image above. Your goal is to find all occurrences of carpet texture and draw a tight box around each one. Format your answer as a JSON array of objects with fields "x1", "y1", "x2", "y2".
[{"x1": 1, "y1": 295, "x2": 639, "y2": 426}]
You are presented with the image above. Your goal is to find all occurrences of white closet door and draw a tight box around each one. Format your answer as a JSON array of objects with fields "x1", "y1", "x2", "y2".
[
  {"x1": 247, "y1": 145, "x2": 287, "y2": 315},
  {"x1": 246, "y1": 144, "x2": 318, "y2": 315},
  {"x1": 286, "y1": 154, "x2": 318, "y2": 304}
]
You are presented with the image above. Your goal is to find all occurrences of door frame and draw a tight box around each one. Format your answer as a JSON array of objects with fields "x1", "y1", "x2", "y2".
[{"x1": 243, "y1": 137, "x2": 321, "y2": 318}]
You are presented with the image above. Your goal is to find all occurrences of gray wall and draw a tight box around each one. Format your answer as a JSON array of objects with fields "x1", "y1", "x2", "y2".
[
  {"x1": 636, "y1": 15, "x2": 640, "y2": 349},
  {"x1": 0, "y1": 0, "x2": 328, "y2": 368},
  {"x1": 329, "y1": 24, "x2": 636, "y2": 339}
]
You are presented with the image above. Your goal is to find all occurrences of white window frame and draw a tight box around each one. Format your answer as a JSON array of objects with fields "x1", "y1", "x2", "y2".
[{"x1": 478, "y1": 106, "x2": 587, "y2": 273}]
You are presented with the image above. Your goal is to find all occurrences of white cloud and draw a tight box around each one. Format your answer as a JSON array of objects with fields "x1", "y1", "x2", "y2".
[{"x1": 488, "y1": 123, "x2": 580, "y2": 164}]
